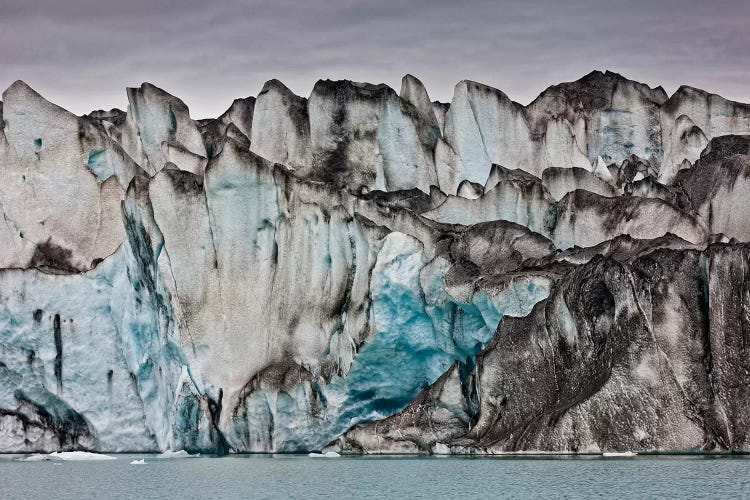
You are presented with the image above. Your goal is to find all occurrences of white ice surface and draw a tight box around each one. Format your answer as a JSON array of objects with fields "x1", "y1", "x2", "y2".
[{"x1": 48, "y1": 451, "x2": 117, "y2": 461}]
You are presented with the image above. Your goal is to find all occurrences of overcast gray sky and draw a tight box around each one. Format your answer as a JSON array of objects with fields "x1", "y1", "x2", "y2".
[{"x1": 1, "y1": 0, "x2": 748, "y2": 118}]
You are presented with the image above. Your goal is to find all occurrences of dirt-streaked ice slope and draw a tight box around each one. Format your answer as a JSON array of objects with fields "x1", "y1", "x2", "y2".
[{"x1": 2, "y1": 71, "x2": 750, "y2": 454}]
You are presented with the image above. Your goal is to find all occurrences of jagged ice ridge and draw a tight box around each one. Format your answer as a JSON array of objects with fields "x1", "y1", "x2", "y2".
[{"x1": 1, "y1": 71, "x2": 750, "y2": 454}]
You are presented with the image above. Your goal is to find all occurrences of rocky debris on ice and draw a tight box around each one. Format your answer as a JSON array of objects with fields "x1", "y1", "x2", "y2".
[
  {"x1": 674, "y1": 135, "x2": 750, "y2": 241},
  {"x1": 0, "y1": 81, "x2": 134, "y2": 271},
  {"x1": 659, "y1": 86, "x2": 750, "y2": 184},
  {"x1": 340, "y1": 242, "x2": 750, "y2": 454},
  {"x1": 3, "y1": 71, "x2": 750, "y2": 457},
  {"x1": 541, "y1": 167, "x2": 617, "y2": 201}
]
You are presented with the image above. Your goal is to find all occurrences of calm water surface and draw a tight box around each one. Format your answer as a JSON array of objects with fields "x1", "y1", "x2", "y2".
[{"x1": 1, "y1": 454, "x2": 749, "y2": 499}]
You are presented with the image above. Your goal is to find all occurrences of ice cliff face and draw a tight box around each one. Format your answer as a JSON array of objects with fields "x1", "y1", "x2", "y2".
[{"x1": 2, "y1": 71, "x2": 750, "y2": 454}]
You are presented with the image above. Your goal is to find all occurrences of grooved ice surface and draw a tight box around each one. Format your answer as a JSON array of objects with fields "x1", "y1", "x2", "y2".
[{"x1": 2, "y1": 71, "x2": 750, "y2": 454}]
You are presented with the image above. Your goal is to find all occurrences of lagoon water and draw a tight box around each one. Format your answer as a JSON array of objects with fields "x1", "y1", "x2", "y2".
[{"x1": 1, "y1": 454, "x2": 749, "y2": 499}]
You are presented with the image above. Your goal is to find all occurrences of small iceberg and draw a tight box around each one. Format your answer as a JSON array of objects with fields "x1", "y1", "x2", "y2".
[
  {"x1": 129, "y1": 459, "x2": 147, "y2": 465},
  {"x1": 308, "y1": 451, "x2": 341, "y2": 458},
  {"x1": 157, "y1": 450, "x2": 200, "y2": 459},
  {"x1": 602, "y1": 451, "x2": 638, "y2": 457},
  {"x1": 16, "y1": 454, "x2": 51, "y2": 462},
  {"x1": 48, "y1": 451, "x2": 116, "y2": 461},
  {"x1": 432, "y1": 443, "x2": 451, "y2": 455}
]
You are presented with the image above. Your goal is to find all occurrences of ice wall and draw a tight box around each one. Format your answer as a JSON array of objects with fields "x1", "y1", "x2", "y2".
[{"x1": 3, "y1": 71, "x2": 750, "y2": 454}]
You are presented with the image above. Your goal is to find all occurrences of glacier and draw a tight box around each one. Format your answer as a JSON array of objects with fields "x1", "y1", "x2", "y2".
[{"x1": 2, "y1": 71, "x2": 750, "y2": 454}]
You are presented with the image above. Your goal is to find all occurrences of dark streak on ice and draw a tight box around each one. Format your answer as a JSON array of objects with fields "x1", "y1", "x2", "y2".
[{"x1": 53, "y1": 313, "x2": 62, "y2": 394}]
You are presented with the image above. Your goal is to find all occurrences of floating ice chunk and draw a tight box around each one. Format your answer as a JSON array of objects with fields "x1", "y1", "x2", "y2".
[
  {"x1": 48, "y1": 451, "x2": 117, "y2": 461},
  {"x1": 432, "y1": 443, "x2": 450, "y2": 455},
  {"x1": 16, "y1": 454, "x2": 51, "y2": 462},
  {"x1": 308, "y1": 451, "x2": 340, "y2": 458},
  {"x1": 157, "y1": 450, "x2": 200, "y2": 459},
  {"x1": 129, "y1": 459, "x2": 147, "y2": 465},
  {"x1": 602, "y1": 451, "x2": 637, "y2": 457}
]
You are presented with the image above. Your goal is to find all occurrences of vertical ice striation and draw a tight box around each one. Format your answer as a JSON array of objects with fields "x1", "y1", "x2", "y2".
[
  {"x1": 250, "y1": 80, "x2": 310, "y2": 169},
  {"x1": 121, "y1": 83, "x2": 206, "y2": 176},
  {"x1": 228, "y1": 233, "x2": 551, "y2": 451},
  {"x1": 659, "y1": 87, "x2": 750, "y2": 184},
  {"x1": 3, "y1": 72, "x2": 750, "y2": 454},
  {"x1": 306, "y1": 79, "x2": 440, "y2": 192}
]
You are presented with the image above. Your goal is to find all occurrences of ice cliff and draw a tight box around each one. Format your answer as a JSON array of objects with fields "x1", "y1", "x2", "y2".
[{"x1": 2, "y1": 71, "x2": 750, "y2": 454}]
